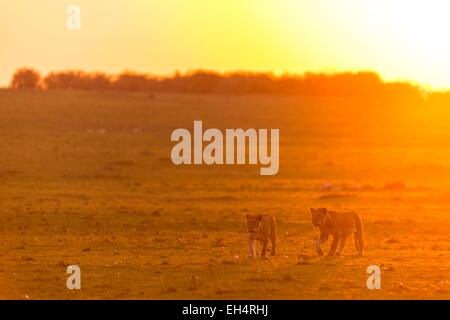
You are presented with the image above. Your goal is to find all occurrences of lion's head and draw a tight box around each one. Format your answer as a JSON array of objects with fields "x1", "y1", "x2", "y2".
[
  {"x1": 245, "y1": 214, "x2": 262, "y2": 233},
  {"x1": 310, "y1": 207, "x2": 328, "y2": 227}
]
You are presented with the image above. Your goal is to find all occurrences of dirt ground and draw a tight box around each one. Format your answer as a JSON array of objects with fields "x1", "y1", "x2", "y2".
[{"x1": 0, "y1": 90, "x2": 449, "y2": 299}]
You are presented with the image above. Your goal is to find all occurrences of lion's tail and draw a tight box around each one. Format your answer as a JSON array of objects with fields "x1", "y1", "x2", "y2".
[{"x1": 354, "y1": 213, "x2": 364, "y2": 254}]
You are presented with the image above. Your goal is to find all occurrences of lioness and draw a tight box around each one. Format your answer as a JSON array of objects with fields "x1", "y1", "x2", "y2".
[
  {"x1": 245, "y1": 214, "x2": 276, "y2": 258},
  {"x1": 311, "y1": 208, "x2": 364, "y2": 256}
]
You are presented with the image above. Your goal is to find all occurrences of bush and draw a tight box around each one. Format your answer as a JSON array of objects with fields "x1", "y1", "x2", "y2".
[{"x1": 10, "y1": 68, "x2": 41, "y2": 89}]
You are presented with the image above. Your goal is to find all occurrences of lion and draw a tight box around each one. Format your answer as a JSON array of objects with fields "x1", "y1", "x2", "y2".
[
  {"x1": 245, "y1": 214, "x2": 277, "y2": 258},
  {"x1": 311, "y1": 207, "x2": 364, "y2": 256}
]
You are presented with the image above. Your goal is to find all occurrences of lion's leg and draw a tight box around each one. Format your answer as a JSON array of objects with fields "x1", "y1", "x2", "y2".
[
  {"x1": 316, "y1": 232, "x2": 328, "y2": 256},
  {"x1": 248, "y1": 238, "x2": 255, "y2": 257},
  {"x1": 355, "y1": 232, "x2": 364, "y2": 255},
  {"x1": 337, "y1": 236, "x2": 347, "y2": 256},
  {"x1": 260, "y1": 238, "x2": 269, "y2": 258},
  {"x1": 270, "y1": 234, "x2": 276, "y2": 256},
  {"x1": 329, "y1": 236, "x2": 340, "y2": 256}
]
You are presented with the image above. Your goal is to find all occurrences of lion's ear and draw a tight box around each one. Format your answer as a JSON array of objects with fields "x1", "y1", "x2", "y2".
[
  {"x1": 245, "y1": 214, "x2": 250, "y2": 220},
  {"x1": 310, "y1": 208, "x2": 316, "y2": 214},
  {"x1": 256, "y1": 214, "x2": 263, "y2": 221}
]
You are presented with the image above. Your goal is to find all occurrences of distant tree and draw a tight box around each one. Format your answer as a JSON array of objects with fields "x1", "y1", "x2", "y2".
[
  {"x1": 43, "y1": 71, "x2": 112, "y2": 91},
  {"x1": 43, "y1": 71, "x2": 79, "y2": 90},
  {"x1": 89, "y1": 73, "x2": 111, "y2": 91},
  {"x1": 10, "y1": 68, "x2": 41, "y2": 89},
  {"x1": 8, "y1": 67, "x2": 425, "y2": 101},
  {"x1": 113, "y1": 72, "x2": 157, "y2": 91}
]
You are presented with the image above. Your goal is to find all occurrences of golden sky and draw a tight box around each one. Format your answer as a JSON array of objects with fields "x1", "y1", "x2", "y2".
[{"x1": 1, "y1": 0, "x2": 450, "y2": 89}]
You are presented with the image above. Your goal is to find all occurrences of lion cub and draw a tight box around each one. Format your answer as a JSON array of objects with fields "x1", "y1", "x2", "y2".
[
  {"x1": 311, "y1": 208, "x2": 364, "y2": 256},
  {"x1": 245, "y1": 214, "x2": 277, "y2": 258}
]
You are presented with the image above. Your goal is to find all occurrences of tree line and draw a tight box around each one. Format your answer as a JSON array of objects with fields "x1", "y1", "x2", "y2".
[{"x1": 8, "y1": 67, "x2": 439, "y2": 101}]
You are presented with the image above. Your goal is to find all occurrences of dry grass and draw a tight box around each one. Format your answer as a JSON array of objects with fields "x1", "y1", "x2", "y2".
[{"x1": 0, "y1": 90, "x2": 450, "y2": 299}]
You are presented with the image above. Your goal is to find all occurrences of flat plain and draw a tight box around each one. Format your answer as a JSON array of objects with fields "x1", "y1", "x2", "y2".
[{"x1": 1, "y1": 90, "x2": 449, "y2": 299}]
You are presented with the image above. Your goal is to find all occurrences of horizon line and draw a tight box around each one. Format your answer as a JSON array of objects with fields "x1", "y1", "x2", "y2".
[{"x1": 3, "y1": 67, "x2": 450, "y2": 93}]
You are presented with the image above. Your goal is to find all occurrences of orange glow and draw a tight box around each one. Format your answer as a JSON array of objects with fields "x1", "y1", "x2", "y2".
[{"x1": 1, "y1": 0, "x2": 450, "y2": 89}]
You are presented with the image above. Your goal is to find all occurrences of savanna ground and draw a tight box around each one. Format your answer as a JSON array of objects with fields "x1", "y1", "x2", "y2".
[{"x1": 1, "y1": 90, "x2": 450, "y2": 299}]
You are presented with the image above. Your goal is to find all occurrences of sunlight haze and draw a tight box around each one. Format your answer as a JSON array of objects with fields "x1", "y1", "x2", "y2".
[{"x1": 1, "y1": 0, "x2": 450, "y2": 89}]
